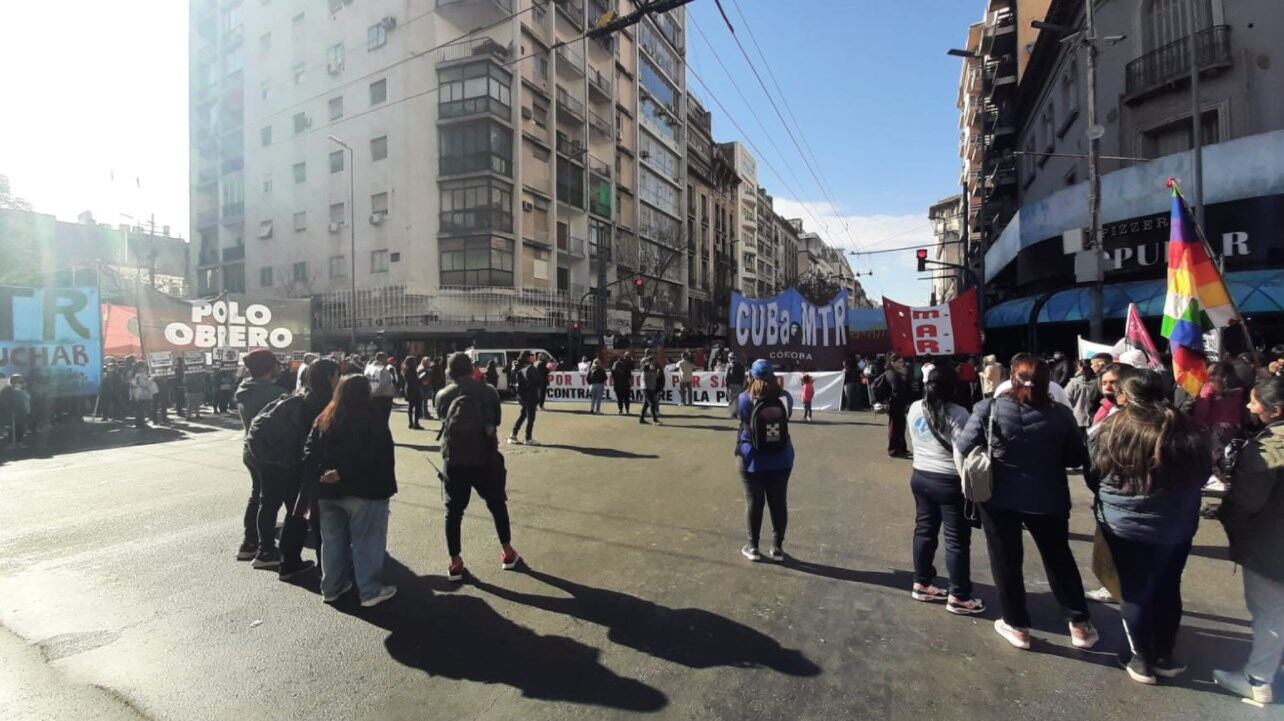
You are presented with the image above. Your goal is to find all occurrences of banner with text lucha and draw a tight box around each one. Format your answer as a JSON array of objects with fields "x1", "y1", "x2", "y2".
[
  {"x1": 542, "y1": 371, "x2": 845, "y2": 411},
  {"x1": 1, "y1": 286, "x2": 101, "y2": 397},
  {"x1": 729, "y1": 289, "x2": 848, "y2": 370},
  {"x1": 883, "y1": 288, "x2": 981, "y2": 358},
  {"x1": 136, "y1": 286, "x2": 311, "y2": 354}
]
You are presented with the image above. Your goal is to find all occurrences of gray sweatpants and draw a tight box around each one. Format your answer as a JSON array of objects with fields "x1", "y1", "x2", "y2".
[{"x1": 1244, "y1": 566, "x2": 1284, "y2": 682}]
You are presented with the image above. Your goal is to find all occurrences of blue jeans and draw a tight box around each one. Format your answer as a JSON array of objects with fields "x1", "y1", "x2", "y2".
[
  {"x1": 589, "y1": 383, "x2": 604, "y2": 413},
  {"x1": 319, "y1": 497, "x2": 390, "y2": 601},
  {"x1": 910, "y1": 468, "x2": 973, "y2": 598}
]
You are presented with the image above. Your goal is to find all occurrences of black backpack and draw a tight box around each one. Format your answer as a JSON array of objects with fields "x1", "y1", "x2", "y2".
[
  {"x1": 246, "y1": 394, "x2": 307, "y2": 467},
  {"x1": 438, "y1": 393, "x2": 495, "y2": 467},
  {"x1": 748, "y1": 396, "x2": 790, "y2": 452}
]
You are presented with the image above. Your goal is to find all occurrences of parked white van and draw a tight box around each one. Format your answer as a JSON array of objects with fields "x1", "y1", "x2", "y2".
[{"x1": 465, "y1": 347, "x2": 555, "y2": 396}]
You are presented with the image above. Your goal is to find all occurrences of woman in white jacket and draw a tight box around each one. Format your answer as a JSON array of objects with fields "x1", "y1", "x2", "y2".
[{"x1": 129, "y1": 361, "x2": 157, "y2": 428}]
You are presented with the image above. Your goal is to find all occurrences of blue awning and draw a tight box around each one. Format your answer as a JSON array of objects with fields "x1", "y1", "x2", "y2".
[{"x1": 985, "y1": 269, "x2": 1284, "y2": 328}]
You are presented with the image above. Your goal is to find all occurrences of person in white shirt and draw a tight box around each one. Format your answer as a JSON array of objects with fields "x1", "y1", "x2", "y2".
[
  {"x1": 994, "y1": 376, "x2": 1072, "y2": 408},
  {"x1": 677, "y1": 352, "x2": 697, "y2": 406},
  {"x1": 296, "y1": 352, "x2": 319, "y2": 390},
  {"x1": 577, "y1": 356, "x2": 591, "y2": 373},
  {"x1": 364, "y1": 352, "x2": 397, "y2": 422}
]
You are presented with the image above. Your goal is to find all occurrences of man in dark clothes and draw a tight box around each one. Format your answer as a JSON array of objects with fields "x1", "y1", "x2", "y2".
[
  {"x1": 233, "y1": 350, "x2": 286, "y2": 564},
  {"x1": 877, "y1": 354, "x2": 912, "y2": 457}
]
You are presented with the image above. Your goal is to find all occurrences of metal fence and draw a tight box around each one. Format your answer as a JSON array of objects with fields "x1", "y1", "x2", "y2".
[{"x1": 316, "y1": 284, "x2": 602, "y2": 333}]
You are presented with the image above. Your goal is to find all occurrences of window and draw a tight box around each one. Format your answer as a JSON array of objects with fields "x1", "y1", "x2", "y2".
[
  {"x1": 439, "y1": 178, "x2": 513, "y2": 234},
  {"x1": 1144, "y1": 0, "x2": 1213, "y2": 52},
  {"x1": 329, "y1": 255, "x2": 347, "y2": 279},
  {"x1": 368, "y1": 20, "x2": 388, "y2": 50},
  {"x1": 257, "y1": 220, "x2": 273, "y2": 239},
  {"x1": 1059, "y1": 59, "x2": 1080, "y2": 133},
  {"x1": 224, "y1": 264, "x2": 246, "y2": 294},
  {"x1": 293, "y1": 62, "x2": 306, "y2": 85},
  {"x1": 329, "y1": 202, "x2": 346, "y2": 226},
  {"x1": 260, "y1": 125, "x2": 272, "y2": 145},
  {"x1": 437, "y1": 61, "x2": 511, "y2": 119},
  {"x1": 390, "y1": 252, "x2": 400, "y2": 263},
  {"x1": 371, "y1": 192, "x2": 389, "y2": 217},
  {"x1": 261, "y1": 174, "x2": 272, "y2": 194},
  {"x1": 531, "y1": 96, "x2": 549, "y2": 127},
  {"x1": 260, "y1": 80, "x2": 272, "y2": 101},
  {"x1": 439, "y1": 236, "x2": 515, "y2": 287},
  {"x1": 639, "y1": 130, "x2": 681, "y2": 180},
  {"x1": 556, "y1": 156, "x2": 584, "y2": 208},
  {"x1": 293, "y1": 112, "x2": 309, "y2": 134},
  {"x1": 259, "y1": 32, "x2": 271, "y2": 51},
  {"x1": 369, "y1": 78, "x2": 387, "y2": 106},
  {"x1": 260, "y1": 267, "x2": 273, "y2": 287},
  {"x1": 371, "y1": 250, "x2": 389, "y2": 273},
  {"x1": 440, "y1": 120, "x2": 513, "y2": 176},
  {"x1": 293, "y1": 211, "x2": 307, "y2": 231},
  {"x1": 330, "y1": 150, "x2": 345, "y2": 173},
  {"x1": 639, "y1": 168, "x2": 680, "y2": 218},
  {"x1": 328, "y1": 95, "x2": 344, "y2": 120},
  {"x1": 533, "y1": 53, "x2": 549, "y2": 81},
  {"x1": 370, "y1": 135, "x2": 388, "y2": 161},
  {"x1": 1039, "y1": 105, "x2": 1054, "y2": 154},
  {"x1": 1142, "y1": 110, "x2": 1220, "y2": 158},
  {"x1": 293, "y1": 162, "x2": 307, "y2": 183},
  {"x1": 327, "y1": 43, "x2": 345, "y2": 72},
  {"x1": 224, "y1": 45, "x2": 245, "y2": 76}
]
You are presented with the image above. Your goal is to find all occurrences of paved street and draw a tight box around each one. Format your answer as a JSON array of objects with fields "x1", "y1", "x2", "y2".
[{"x1": 0, "y1": 403, "x2": 1269, "y2": 720}]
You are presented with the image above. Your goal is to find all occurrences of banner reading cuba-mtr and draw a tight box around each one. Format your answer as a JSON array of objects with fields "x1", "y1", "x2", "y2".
[
  {"x1": 1, "y1": 286, "x2": 101, "y2": 397},
  {"x1": 882, "y1": 288, "x2": 982, "y2": 358},
  {"x1": 729, "y1": 289, "x2": 848, "y2": 370},
  {"x1": 136, "y1": 286, "x2": 311, "y2": 353}
]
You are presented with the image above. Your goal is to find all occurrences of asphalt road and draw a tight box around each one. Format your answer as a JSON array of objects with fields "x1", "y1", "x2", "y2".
[{"x1": 0, "y1": 402, "x2": 1272, "y2": 720}]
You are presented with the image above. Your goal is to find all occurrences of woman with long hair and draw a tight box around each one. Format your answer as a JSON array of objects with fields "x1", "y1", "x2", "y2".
[
  {"x1": 302, "y1": 374, "x2": 398, "y2": 607},
  {"x1": 1090, "y1": 370, "x2": 1210, "y2": 684},
  {"x1": 1214, "y1": 376, "x2": 1284, "y2": 703},
  {"x1": 402, "y1": 355, "x2": 423, "y2": 430},
  {"x1": 906, "y1": 364, "x2": 984, "y2": 615},
  {"x1": 956, "y1": 354, "x2": 1095, "y2": 650},
  {"x1": 735, "y1": 360, "x2": 794, "y2": 562}
]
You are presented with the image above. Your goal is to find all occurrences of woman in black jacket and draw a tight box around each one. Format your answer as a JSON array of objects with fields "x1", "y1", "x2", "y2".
[
  {"x1": 303, "y1": 374, "x2": 398, "y2": 608},
  {"x1": 956, "y1": 354, "x2": 1096, "y2": 651},
  {"x1": 402, "y1": 355, "x2": 423, "y2": 430}
]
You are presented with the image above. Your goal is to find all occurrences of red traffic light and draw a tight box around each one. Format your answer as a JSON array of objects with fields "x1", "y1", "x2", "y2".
[
  {"x1": 571, "y1": 321, "x2": 581, "y2": 332},
  {"x1": 634, "y1": 277, "x2": 645, "y2": 289},
  {"x1": 916, "y1": 248, "x2": 929, "y2": 272}
]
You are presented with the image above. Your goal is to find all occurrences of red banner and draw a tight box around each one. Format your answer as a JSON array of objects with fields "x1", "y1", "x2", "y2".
[
  {"x1": 101, "y1": 304, "x2": 142, "y2": 358},
  {"x1": 882, "y1": 289, "x2": 982, "y2": 358}
]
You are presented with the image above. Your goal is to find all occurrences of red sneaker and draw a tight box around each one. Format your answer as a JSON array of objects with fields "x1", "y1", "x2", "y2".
[
  {"x1": 447, "y1": 559, "x2": 467, "y2": 582},
  {"x1": 501, "y1": 549, "x2": 521, "y2": 570}
]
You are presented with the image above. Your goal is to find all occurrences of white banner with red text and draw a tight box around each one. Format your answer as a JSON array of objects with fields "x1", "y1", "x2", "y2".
[{"x1": 541, "y1": 371, "x2": 845, "y2": 411}]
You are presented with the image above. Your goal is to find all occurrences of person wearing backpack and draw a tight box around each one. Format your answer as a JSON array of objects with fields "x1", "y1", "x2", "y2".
[
  {"x1": 508, "y1": 351, "x2": 542, "y2": 446},
  {"x1": 905, "y1": 365, "x2": 985, "y2": 615},
  {"x1": 724, "y1": 353, "x2": 747, "y2": 418},
  {"x1": 736, "y1": 360, "x2": 794, "y2": 562},
  {"x1": 639, "y1": 356, "x2": 662, "y2": 425},
  {"x1": 611, "y1": 353, "x2": 635, "y2": 415},
  {"x1": 235, "y1": 349, "x2": 289, "y2": 566},
  {"x1": 435, "y1": 352, "x2": 519, "y2": 582}
]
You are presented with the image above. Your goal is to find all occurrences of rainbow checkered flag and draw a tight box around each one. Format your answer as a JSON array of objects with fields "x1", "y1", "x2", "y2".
[{"x1": 1160, "y1": 184, "x2": 1236, "y2": 396}]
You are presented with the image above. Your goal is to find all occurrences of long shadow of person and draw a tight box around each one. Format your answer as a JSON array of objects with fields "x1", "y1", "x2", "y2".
[
  {"x1": 338, "y1": 558, "x2": 666, "y2": 712},
  {"x1": 471, "y1": 568, "x2": 820, "y2": 676}
]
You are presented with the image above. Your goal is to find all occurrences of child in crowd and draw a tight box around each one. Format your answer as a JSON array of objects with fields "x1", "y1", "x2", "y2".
[{"x1": 800, "y1": 374, "x2": 815, "y2": 422}]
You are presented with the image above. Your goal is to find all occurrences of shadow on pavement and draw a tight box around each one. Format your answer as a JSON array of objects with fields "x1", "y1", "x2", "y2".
[
  {"x1": 472, "y1": 567, "x2": 820, "y2": 676},
  {"x1": 394, "y1": 443, "x2": 441, "y2": 453},
  {"x1": 339, "y1": 558, "x2": 667, "y2": 712},
  {"x1": 538, "y1": 443, "x2": 658, "y2": 459},
  {"x1": 0, "y1": 422, "x2": 188, "y2": 464}
]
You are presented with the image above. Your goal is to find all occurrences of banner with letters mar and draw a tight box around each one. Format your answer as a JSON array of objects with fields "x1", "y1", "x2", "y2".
[
  {"x1": 1, "y1": 286, "x2": 101, "y2": 397},
  {"x1": 882, "y1": 288, "x2": 981, "y2": 358},
  {"x1": 136, "y1": 286, "x2": 311, "y2": 353},
  {"x1": 542, "y1": 370, "x2": 845, "y2": 411}
]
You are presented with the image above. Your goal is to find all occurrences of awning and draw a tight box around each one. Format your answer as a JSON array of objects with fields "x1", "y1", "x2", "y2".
[{"x1": 984, "y1": 269, "x2": 1284, "y2": 328}]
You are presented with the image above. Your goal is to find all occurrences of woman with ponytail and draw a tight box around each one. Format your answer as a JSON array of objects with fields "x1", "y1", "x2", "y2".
[{"x1": 1090, "y1": 369, "x2": 1210, "y2": 684}]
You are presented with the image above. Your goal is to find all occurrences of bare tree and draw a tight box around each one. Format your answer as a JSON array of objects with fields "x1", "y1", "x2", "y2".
[
  {"x1": 0, "y1": 175, "x2": 41, "y2": 286},
  {"x1": 791, "y1": 270, "x2": 844, "y2": 307},
  {"x1": 628, "y1": 227, "x2": 686, "y2": 336}
]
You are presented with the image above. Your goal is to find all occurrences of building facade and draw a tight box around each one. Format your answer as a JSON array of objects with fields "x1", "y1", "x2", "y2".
[
  {"x1": 719, "y1": 141, "x2": 760, "y2": 297},
  {"x1": 928, "y1": 194, "x2": 964, "y2": 303},
  {"x1": 189, "y1": 0, "x2": 687, "y2": 349}
]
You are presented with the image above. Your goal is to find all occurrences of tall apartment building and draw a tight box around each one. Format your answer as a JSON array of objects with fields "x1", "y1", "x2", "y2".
[
  {"x1": 685, "y1": 94, "x2": 739, "y2": 334},
  {"x1": 928, "y1": 194, "x2": 964, "y2": 303},
  {"x1": 189, "y1": 0, "x2": 687, "y2": 349},
  {"x1": 718, "y1": 141, "x2": 759, "y2": 297}
]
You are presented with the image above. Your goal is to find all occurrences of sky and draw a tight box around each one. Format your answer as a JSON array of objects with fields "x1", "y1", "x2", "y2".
[{"x1": 0, "y1": 0, "x2": 981, "y2": 306}]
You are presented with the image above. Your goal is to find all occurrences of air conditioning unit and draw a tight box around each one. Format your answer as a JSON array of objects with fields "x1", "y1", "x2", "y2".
[
  {"x1": 639, "y1": 150, "x2": 650, "y2": 159},
  {"x1": 370, "y1": 212, "x2": 386, "y2": 225},
  {"x1": 521, "y1": 107, "x2": 533, "y2": 119},
  {"x1": 381, "y1": 16, "x2": 397, "y2": 31},
  {"x1": 326, "y1": 61, "x2": 344, "y2": 75},
  {"x1": 329, "y1": 222, "x2": 341, "y2": 233},
  {"x1": 522, "y1": 201, "x2": 534, "y2": 211}
]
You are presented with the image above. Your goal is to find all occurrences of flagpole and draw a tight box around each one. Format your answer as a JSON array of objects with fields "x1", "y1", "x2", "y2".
[{"x1": 1169, "y1": 179, "x2": 1254, "y2": 352}]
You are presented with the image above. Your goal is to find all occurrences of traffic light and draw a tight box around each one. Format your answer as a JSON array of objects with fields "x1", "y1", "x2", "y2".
[
  {"x1": 916, "y1": 248, "x2": 929, "y2": 273},
  {"x1": 634, "y1": 277, "x2": 645, "y2": 291},
  {"x1": 570, "y1": 321, "x2": 581, "y2": 333}
]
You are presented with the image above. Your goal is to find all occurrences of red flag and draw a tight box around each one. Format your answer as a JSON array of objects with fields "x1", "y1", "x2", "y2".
[
  {"x1": 100, "y1": 304, "x2": 143, "y2": 357},
  {"x1": 883, "y1": 288, "x2": 982, "y2": 358},
  {"x1": 1123, "y1": 303, "x2": 1161, "y2": 368}
]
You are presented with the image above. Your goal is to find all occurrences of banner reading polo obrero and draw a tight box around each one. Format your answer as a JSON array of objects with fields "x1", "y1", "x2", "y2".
[
  {"x1": 1, "y1": 286, "x2": 101, "y2": 397},
  {"x1": 135, "y1": 285, "x2": 311, "y2": 353},
  {"x1": 882, "y1": 288, "x2": 982, "y2": 358},
  {"x1": 729, "y1": 289, "x2": 848, "y2": 370}
]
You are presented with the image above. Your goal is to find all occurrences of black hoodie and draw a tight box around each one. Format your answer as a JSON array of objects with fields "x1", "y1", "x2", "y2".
[{"x1": 235, "y1": 378, "x2": 286, "y2": 434}]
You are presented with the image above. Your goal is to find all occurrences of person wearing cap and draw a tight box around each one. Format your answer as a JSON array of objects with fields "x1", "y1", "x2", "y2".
[
  {"x1": 234, "y1": 349, "x2": 288, "y2": 565},
  {"x1": 724, "y1": 353, "x2": 747, "y2": 418},
  {"x1": 735, "y1": 359, "x2": 795, "y2": 562}
]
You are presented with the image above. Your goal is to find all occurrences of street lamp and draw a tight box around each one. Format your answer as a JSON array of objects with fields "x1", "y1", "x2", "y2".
[{"x1": 328, "y1": 135, "x2": 357, "y2": 351}]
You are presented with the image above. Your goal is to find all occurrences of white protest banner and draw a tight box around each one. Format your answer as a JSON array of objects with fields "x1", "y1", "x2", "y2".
[
  {"x1": 182, "y1": 350, "x2": 207, "y2": 368},
  {"x1": 147, "y1": 350, "x2": 176, "y2": 377},
  {"x1": 543, "y1": 371, "x2": 845, "y2": 411}
]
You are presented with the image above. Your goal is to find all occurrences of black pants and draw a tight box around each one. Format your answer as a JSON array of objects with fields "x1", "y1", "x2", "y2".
[
  {"x1": 1101, "y1": 524, "x2": 1190, "y2": 663},
  {"x1": 257, "y1": 463, "x2": 301, "y2": 555},
  {"x1": 373, "y1": 396, "x2": 394, "y2": 424},
  {"x1": 640, "y1": 390, "x2": 660, "y2": 421},
  {"x1": 615, "y1": 386, "x2": 632, "y2": 413},
  {"x1": 844, "y1": 382, "x2": 862, "y2": 411},
  {"x1": 911, "y1": 468, "x2": 973, "y2": 597},
  {"x1": 980, "y1": 504, "x2": 1090, "y2": 628},
  {"x1": 887, "y1": 407, "x2": 908, "y2": 455},
  {"x1": 135, "y1": 399, "x2": 149, "y2": 427},
  {"x1": 406, "y1": 395, "x2": 422, "y2": 427},
  {"x1": 741, "y1": 467, "x2": 790, "y2": 548},
  {"x1": 442, "y1": 459, "x2": 511, "y2": 558},
  {"x1": 281, "y1": 475, "x2": 321, "y2": 568},
  {"x1": 538, "y1": 384, "x2": 548, "y2": 409},
  {"x1": 512, "y1": 399, "x2": 537, "y2": 440},
  {"x1": 242, "y1": 451, "x2": 262, "y2": 546}
]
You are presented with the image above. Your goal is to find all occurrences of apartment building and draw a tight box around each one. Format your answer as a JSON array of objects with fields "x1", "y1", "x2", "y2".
[
  {"x1": 718, "y1": 141, "x2": 759, "y2": 297},
  {"x1": 189, "y1": 0, "x2": 687, "y2": 348},
  {"x1": 685, "y1": 94, "x2": 739, "y2": 334},
  {"x1": 928, "y1": 194, "x2": 964, "y2": 303}
]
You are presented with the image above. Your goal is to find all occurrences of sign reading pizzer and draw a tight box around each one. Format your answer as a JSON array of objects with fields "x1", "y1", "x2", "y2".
[{"x1": 163, "y1": 299, "x2": 295, "y2": 349}]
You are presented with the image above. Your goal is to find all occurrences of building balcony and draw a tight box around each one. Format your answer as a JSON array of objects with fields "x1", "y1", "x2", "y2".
[
  {"x1": 587, "y1": 66, "x2": 613, "y2": 101},
  {"x1": 588, "y1": 108, "x2": 613, "y2": 140},
  {"x1": 435, "y1": 0, "x2": 514, "y2": 29},
  {"x1": 196, "y1": 167, "x2": 218, "y2": 189},
  {"x1": 555, "y1": 0, "x2": 584, "y2": 31},
  {"x1": 558, "y1": 233, "x2": 587, "y2": 258},
  {"x1": 221, "y1": 245, "x2": 245, "y2": 262},
  {"x1": 440, "y1": 208, "x2": 514, "y2": 235},
  {"x1": 220, "y1": 202, "x2": 244, "y2": 225},
  {"x1": 555, "y1": 86, "x2": 585, "y2": 124},
  {"x1": 556, "y1": 131, "x2": 584, "y2": 161},
  {"x1": 1125, "y1": 25, "x2": 1232, "y2": 103},
  {"x1": 439, "y1": 36, "x2": 510, "y2": 65},
  {"x1": 196, "y1": 209, "x2": 219, "y2": 229},
  {"x1": 440, "y1": 150, "x2": 514, "y2": 179},
  {"x1": 587, "y1": 153, "x2": 611, "y2": 179},
  {"x1": 556, "y1": 44, "x2": 585, "y2": 78}
]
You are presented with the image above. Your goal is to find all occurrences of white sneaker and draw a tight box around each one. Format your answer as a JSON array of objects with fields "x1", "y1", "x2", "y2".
[
  {"x1": 507, "y1": 436, "x2": 522, "y2": 445},
  {"x1": 994, "y1": 619, "x2": 1032, "y2": 650},
  {"x1": 1085, "y1": 586, "x2": 1115, "y2": 603},
  {"x1": 1203, "y1": 477, "x2": 1228, "y2": 493},
  {"x1": 524, "y1": 438, "x2": 540, "y2": 446},
  {"x1": 360, "y1": 585, "x2": 397, "y2": 608},
  {"x1": 322, "y1": 581, "x2": 353, "y2": 604},
  {"x1": 1069, "y1": 621, "x2": 1099, "y2": 649}
]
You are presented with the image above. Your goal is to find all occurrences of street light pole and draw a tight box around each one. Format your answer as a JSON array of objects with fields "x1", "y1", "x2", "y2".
[
  {"x1": 1186, "y1": 0, "x2": 1205, "y2": 230},
  {"x1": 328, "y1": 135, "x2": 357, "y2": 351},
  {"x1": 1084, "y1": 0, "x2": 1105, "y2": 342}
]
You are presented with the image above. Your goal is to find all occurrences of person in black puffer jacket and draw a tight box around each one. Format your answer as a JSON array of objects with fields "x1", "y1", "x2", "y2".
[
  {"x1": 234, "y1": 349, "x2": 287, "y2": 563},
  {"x1": 274, "y1": 359, "x2": 339, "y2": 580},
  {"x1": 956, "y1": 354, "x2": 1096, "y2": 652},
  {"x1": 1087, "y1": 369, "x2": 1209, "y2": 685},
  {"x1": 302, "y1": 374, "x2": 398, "y2": 608}
]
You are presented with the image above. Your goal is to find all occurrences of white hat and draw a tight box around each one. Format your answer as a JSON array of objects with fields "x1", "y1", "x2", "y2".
[{"x1": 1119, "y1": 348, "x2": 1150, "y2": 369}]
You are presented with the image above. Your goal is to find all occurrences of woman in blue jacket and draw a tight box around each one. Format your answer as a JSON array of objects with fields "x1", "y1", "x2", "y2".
[
  {"x1": 736, "y1": 360, "x2": 794, "y2": 563},
  {"x1": 956, "y1": 354, "x2": 1096, "y2": 651},
  {"x1": 1089, "y1": 370, "x2": 1209, "y2": 685}
]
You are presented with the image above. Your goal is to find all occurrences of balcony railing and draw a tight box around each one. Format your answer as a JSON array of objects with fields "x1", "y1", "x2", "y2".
[
  {"x1": 555, "y1": 86, "x2": 585, "y2": 121},
  {"x1": 558, "y1": 234, "x2": 587, "y2": 258},
  {"x1": 587, "y1": 153, "x2": 611, "y2": 178},
  {"x1": 436, "y1": 0, "x2": 515, "y2": 14},
  {"x1": 316, "y1": 284, "x2": 603, "y2": 332},
  {"x1": 439, "y1": 208, "x2": 514, "y2": 234},
  {"x1": 588, "y1": 66, "x2": 613, "y2": 98},
  {"x1": 220, "y1": 202, "x2": 244, "y2": 223},
  {"x1": 555, "y1": 0, "x2": 584, "y2": 31},
  {"x1": 439, "y1": 36, "x2": 509, "y2": 65},
  {"x1": 222, "y1": 245, "x2": 245, "y2": 262},
  {"x1": 556, "y1": 131, "x2": 583, "y2": 159},
  {"x1": 588, "y1": 109, "x2": 612, "y2": 139},
  {"x1": 1125, "y1": 25, "x2": 1231, "y2": 101},
  {"x1": 440, "y1": 150, "x2": 513, "y2": 178},
  {"x1": 556, "y1": 44, "x2": 585, "y2": 75},
  {"x1": 197, "y1": 209, "x2": 219, "y2": 228}
]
